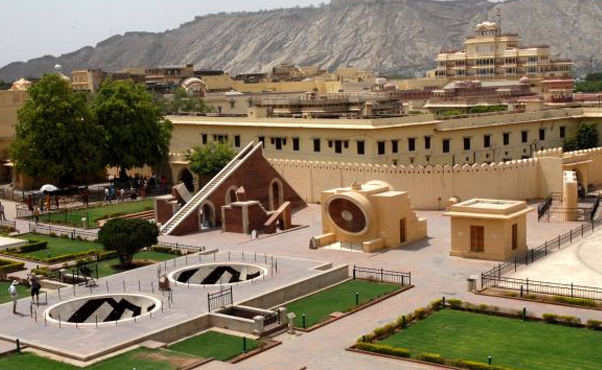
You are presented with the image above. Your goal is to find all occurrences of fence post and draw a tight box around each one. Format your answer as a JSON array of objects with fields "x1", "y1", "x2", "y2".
[
  {"x1": 526, "y1": 278, "x2": 529, "y2": 294},
  {"x1": 571, "y1": 282, "x2": 574, "y2": 298},
  {"x1": 558, "y1": 235, "x2": 560, "y2": 249},
  {"x1": 352, "y1": 265, "x2": 356, "y2": 280},
  {"x1": 380, "y1": 268, "x2": 384, "y2": 282}
]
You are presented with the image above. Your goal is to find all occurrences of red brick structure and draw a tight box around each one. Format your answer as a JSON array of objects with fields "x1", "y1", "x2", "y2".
[{"x1": 159, "y1": 142, "x2": 305, "y2": 235}]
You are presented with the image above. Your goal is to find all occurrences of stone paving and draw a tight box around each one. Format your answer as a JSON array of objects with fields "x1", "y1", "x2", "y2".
[
  {"x1": 2, "y1": 203, "x2": 601, "y2": 369},
  {"x1": 0, "y1": 250, "x2": 329, "y2": 360}
]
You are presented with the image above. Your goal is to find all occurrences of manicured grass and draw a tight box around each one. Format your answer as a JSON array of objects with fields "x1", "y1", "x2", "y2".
[
  {"x1": 39, "y1": 199, "x2": 154, "y2": 227},
  {"x1": 285, "y1": 280, "x2": 400, "y2": 328},
  {"x1": 95, "y1": 251, "x2": 177, "y2": 278},
  {"x1": 16, "y1": 233, "x2": 104, "y2": 260},
  {"x1": 379, "y1": 309, "x2": 602, "y2": 370},
  {"x1": 0, "y1": 348, "x2": 201, "y2": 370},
  {"x1": 0, "y1": 281, "x2": 28, "y2": 305},
  {"x1": 168, "y1": 330, "x2": 257, "y2": 361}
]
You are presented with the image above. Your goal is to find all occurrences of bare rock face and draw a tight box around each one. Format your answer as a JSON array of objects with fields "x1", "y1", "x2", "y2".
[{"x1": 0, "y1": 0, "x2": 599, "y2": 82}]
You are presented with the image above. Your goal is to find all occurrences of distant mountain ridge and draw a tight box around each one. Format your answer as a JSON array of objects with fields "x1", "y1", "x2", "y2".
[{"x1": 1, "y1": 0, "x2": 600, "y2": 82}]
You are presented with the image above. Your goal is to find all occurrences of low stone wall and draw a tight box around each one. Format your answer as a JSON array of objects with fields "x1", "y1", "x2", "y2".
[{"x1": 239, "y1": 264, "x2": 349, "y2": 309}]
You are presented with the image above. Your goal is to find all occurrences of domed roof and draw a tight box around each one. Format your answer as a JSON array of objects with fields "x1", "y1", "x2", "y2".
[
  {"x1": 475, "y1": 21, "x2": 498, "y2": 31},
  {"x1": 10, "y1": 78, "x2": 31, "y2": 91},
  {"x1": 519, "y1": 76, "x2": 531, "y2": 84},
  {"x1": 181, "y1": 77, "x2": 206, "y2": 89}
]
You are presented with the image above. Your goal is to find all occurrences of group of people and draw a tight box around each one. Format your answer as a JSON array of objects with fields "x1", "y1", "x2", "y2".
[
  {"x1": 7, "y1": 273, "x2": 41, "y2": 315},
  {"x1": 27, "y1": 193, "x2": 61, "y2": 223}
]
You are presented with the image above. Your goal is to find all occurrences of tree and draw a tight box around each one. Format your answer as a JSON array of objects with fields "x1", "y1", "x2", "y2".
[
  {"x1": 10, "y1": 73, "x2": 105, "y2": 185},
  {"x1": 93, "y1": 79, "x2": 173, "y2": 179},
  {"x1": 98, "y1": 219, "x2": 159, "y2": 269},
  {"x1": 160, "y1": 88, "x2": 214, "y2": 114},
  {"x1": 564, "y1": 121, "x2": 599, "y2": 151},
  {"x1": 186, "y1": 142, "x2": 236, "y2": 177}
]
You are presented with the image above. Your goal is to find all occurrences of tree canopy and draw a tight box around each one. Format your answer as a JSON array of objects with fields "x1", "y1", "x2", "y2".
[
  {"x1": 159, "y1": 88, "x2": 214, "y2": 114},
  {"x1": 564, "y1": 121, "x2": 599, "y2": 151},
  {"x1": 186, "y1": 142, "x2": 236, "y2": 176},
  {"x1": 93, "y1": 79, "x2": 173, "y2": 178},
  {"x1": 98, "y1": 218, "x2": 159, "y2": 269},
  {"x1": 10, "y1": 73, "x2": 105, "y2": 185}
]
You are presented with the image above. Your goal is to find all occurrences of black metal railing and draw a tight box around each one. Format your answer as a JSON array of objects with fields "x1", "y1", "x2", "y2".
[
  {"x1": 482, "y1": 275, "x2": 602, "y2": 301},
  {"x1": 352, "y1": 265, "x2": 412, "y2": 286},
  {"x1": 208, "y1": 287, "x2": 233, "y2": 312},
  {"x1": 156, "y1": 241, "x2": 207, "y2": 255},
  {"x1": 591, "y1": 194, "x2": 601, "y2": 220},
  {"x1": 537, "y1": 195, "x2": 552, "y2": 221},
  {"x1": 543, "y1": 208, "x2": 592, "y2": 223},
  {"x1": 28, "y1": 223, "x2": 98, "y2": 240},
  {"x1": 482, "y1": 218, "x2": 601, "y2": 280}
]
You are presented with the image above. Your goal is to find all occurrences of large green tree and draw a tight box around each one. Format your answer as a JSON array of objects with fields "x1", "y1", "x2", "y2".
[
  {"x1": 186, "y1": 142, "x2": 236, "y2": 177},
  {"x1": 10, "y1": 73, "x2": 104, "y2": 185},
  {"x1": 160, "y1": 88, "x2": 214, "y2": 114},
  {"x1": 98, "y1": 218, "x2": 159, "y2": 269},
  {"x1": 93, "y1": 79, "x2": 173, "y2": 179},
  {"x1": 564, "y1": 121, "x2": 599, "y2": 151}
]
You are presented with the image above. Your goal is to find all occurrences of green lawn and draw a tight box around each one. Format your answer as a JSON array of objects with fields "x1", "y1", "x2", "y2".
[
  {"x1": 95, "y1": 251, "x2": 176, "y2": 278},
  {"x1": 379, "y1": 309, "x2": 602, "y2": 370},
  {"x1": 168, "y1": 330, "x2": 257, "y2": 361},
  {"x1": 16, "y1": 233, "x2": 104, "y2": 260},
  {"x1": 0, "y1": 281, "x2": 28, "y2": 305},
  {"x1": 0, "y1": 348, "x2": 201, "y2": 370},
  {"x1": 39, "y1": 199, "x2": 154, "y2": 227},
  {"x1": 285, "y1": 280, "x2": 400, "y2": 328}
]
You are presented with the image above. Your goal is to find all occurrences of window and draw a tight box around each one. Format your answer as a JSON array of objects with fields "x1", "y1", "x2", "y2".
[
  {"x1": 313, "y1": 138, "x2": 321, "y2": 152},
  {"x1": 357, "y1": 141, "x2": 365, "y2": 155},
  {"x1": 234, "y1": 135, "x2": 241, "y2": 147},
  {"x1": 408, "y1": 138, "x2": 416, "y2": 152},
  {"x1": 377, "y1": 141, "x2": 386, "y2": 155},
  {"x1": 560, "y1": 126, "x2": 566, "y2": 138},
  {"x1": 539, "y1": 128, "x2": 545, "y2": 141},
  {"x1": 293, "y1": 137, "x2": 300, "y2": 151},
  {"x1": 258, "y1": 136, "x2": 265, "y2": 148},
  {"x1": 424, "y1": 136, "x2": 431, "y2": 150},
  {"x1": 229, "y1": 100, "x2": 236, "y2": 109},
  {"x1": 512, "y1": 224, "x2": 518, "y2": 250},
  {"x1": 274, "y1": 137, "x2": 284, "y2": 150},
  {"x1": 442, "y1": 139, "x2": 450, "y2": 153},
  {"x1": 463, "y1": 137, "x2": 471, "y2": 151},
  {"x1": 483, "y1": 135, "x2": 491, "y2": 148},
  {"x1": 470, "y1": 225, "x2": 485, "y2": 252},
  {"x1": 334, "y1": 140, "x2": 343, "y2": 154},
  {"x1": 503, "y1": 132, "x2": 510, "y2": 146},
  {"x1": 201, "y1": 134, "x2": 208, "y2": 145},
  {"x1": 521, "y1": 130, "x2": 528, "y2": 143},
  {"x1": 213, "y1": 134, "x2": 227, "y2": 143},
  {"x1": 392, "y1": 140, "x2": 399, "y2": 154}
]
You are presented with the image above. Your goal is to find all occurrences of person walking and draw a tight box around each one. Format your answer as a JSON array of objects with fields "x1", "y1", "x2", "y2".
[
  {"x1": 0, "y1": 201, "x2": 6, "y2": 221},
  {"x1": 27, "y1": 194, "x2": 34, "y2": 212},
  {"x1": 8, "y1": 280, "x2": 18, "y2": 314},
  {"x1": 104, "y1": 187, "x2": 109, "y2": 202},
  {"x1": 54, "y1": 195, "x2": 59, "y2": 210},
  {"x1": 34, "y1": 207, "x2": 40, "y2": 224},
  {"x1": 28, "y1": 274, "x2": 41, "y2": 305}
]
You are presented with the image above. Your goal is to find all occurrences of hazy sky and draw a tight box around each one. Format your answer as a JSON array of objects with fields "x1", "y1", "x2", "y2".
[{"x1": 0, "y1": 0, "x2": 324, "y2": 68}]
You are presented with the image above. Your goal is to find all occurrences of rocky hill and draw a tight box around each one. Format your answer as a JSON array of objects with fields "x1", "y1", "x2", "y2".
[{"x1": 1, "y1": 0, "x2": 600, "y2": 82}]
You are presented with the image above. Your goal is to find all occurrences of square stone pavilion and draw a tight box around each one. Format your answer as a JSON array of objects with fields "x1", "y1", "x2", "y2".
[{"x1": 444, "y1": 199, "x2": 533, "y2": 261}]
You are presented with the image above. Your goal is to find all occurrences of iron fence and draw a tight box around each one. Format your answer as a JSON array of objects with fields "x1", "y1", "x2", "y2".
[
  {"x1": 352, "y1": 265, "x2": 411, "y2": 286},
  {"x1": 537, "y1": 195, "x2": 552, "y2": 221},
  {"x1": 28, "y1": 223, "x2": 98, "y2": 240},
  {"x1": 482, "y1": 275, "x2": 602, "y2": 301},
  {"x1": 208, "y1": 287, "x2": 233, "y2": 312},
  {"x1": 543, "y1": 208, "x2": 592, "y2": 223},
  {"x1": 156, "y1": 241, "x2": 207, "y2": 255},
  {"x1": 482, "y1": 219, "x2": 601, "y2": 279}
]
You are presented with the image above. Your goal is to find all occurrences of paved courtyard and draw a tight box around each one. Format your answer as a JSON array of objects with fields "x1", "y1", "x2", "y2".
[{"x1": 1, "y1": 203, "x2": 601, "y2": 369}]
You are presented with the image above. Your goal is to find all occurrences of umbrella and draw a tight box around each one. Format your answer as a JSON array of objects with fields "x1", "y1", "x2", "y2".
[{"x1": 39, "y1": 184, "x2": 59, "y2": 193}]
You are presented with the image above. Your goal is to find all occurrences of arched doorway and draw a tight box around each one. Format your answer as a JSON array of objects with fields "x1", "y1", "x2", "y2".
[
  {"x1": 180, "y1": 169, "x2": 194, "y2": 193},
  {"x1": 269, "y1": 178, "x2": 284, "y2": 211},
  {"x1": 199, "y1": 201, "x2": 216, "y2": 229},
  {"x1": 225, "y1": 186, "x2": 238, "y2": 205}
]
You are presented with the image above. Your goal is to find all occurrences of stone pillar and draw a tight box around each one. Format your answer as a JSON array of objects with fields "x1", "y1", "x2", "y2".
[
  {"x1": 278, "y1": 307, "x2": 288, "y2": 324},
  {"x1": 253, "y1": 315, "x2": 265, "y2": 336},
  {"x1": 563, "y1": 171, "x2": 578, "y2": 222}
]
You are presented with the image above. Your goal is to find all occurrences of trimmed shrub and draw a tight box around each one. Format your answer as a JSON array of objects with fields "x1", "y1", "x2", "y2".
[
  {"x1": 430, "y1": 299, "x2": 443, "y2": 311},
  {"x1": 373, "y1": 323, "x2": 396, "y2": 339},
  {"x1": 558, "y1": 315, "x2": 581, "y2": 327},
  {"x1": 542, "y1": 313, "x2": 558, "y2": 324},
  {"x1": 553, "y1": 296, "x2": 597, "y2": 308},
  {"x1": 586, "y1": 319, "x2": 602, "y2": 331},
  {"x1": 355, "y1": 342, "x2": 410, "y2": 358},
  {"x1": 417, "y1": 353, "x2": 444, "y2": 364},
  {"x1": 447, "y1": 298, "x2": 463, "y2": 309},
  {"x1": 0, "y1": 259, "x2": 25, "y2": 274},
  {"x1": 18, "y1": 240, "x2": 48, "y2": 253},
  {"x1": 413, "y1": 307, "x2": 428, "y2": 320},
  {"x1": 31, "y1": 267, "x2": 51, "y2": 277},
  {"x1": 452, "y1": 359, "x2": 518, "y2": 370}
]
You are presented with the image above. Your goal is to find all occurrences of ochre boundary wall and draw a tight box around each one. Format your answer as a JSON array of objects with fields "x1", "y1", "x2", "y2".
[
  {"x1": 536, "y1": 147, "x2": 602, "y2": 186},
  {"x1": 270, "y1": 156, "x2": 565, "y2": 210}
]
